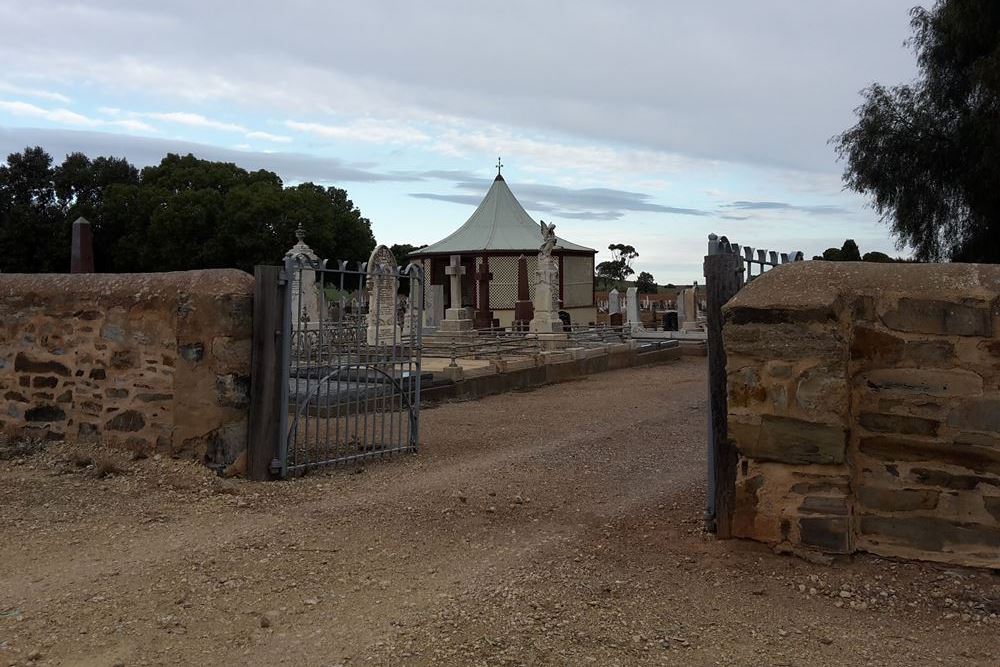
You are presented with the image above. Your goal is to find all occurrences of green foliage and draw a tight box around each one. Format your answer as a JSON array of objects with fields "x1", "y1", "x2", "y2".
[
  {"x1": 834, "y1": 0, "x2": 1000, "y2": 262},
  {"x1": 862, "y1": 251, "x2": 894, "y2": 263},
  {"x1": 814, "y1": 238, "x2": 904, "y2": 263},
  {"x1": 389, "y1": 243, "x2": 426, "y2": 270},
  {"x1": 0, "y1": 148, "x2": 377, "y2": 273},
  {"x1": 839, "y1": 239, "x2": 861, "y2": 262},
  {"x1": 595, "y1": 243, "x2": 639, "y2": 288},
  {"x1": 635, "y1": 271, "x2": 657, "y2": 293}
]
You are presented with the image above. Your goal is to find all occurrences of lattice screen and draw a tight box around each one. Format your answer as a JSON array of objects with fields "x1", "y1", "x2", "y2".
[
  {"x1": 562, "y1": 255, "x2": 594, "y2": 307},
  {"x1": 489, "y1": 255, "x2": 520, "y2": 309}
]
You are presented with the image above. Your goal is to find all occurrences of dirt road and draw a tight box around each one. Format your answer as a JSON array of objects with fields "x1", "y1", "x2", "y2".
[{"x1": 1, "y1": 358, "x2": 999, "y2": 666}]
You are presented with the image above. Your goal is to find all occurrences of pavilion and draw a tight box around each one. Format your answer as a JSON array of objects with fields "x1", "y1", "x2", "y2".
[{"x1": 409, "y1": 167, "x2": 597, "y2": 329}]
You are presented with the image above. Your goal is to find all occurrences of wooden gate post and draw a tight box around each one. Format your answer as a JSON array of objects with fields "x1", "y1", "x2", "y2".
[
  {"x1": 704, "y1": 236, "x2": 744, "y2": 537},
  {"x1": 247, "y1": 265, "x2": 284, "y2": 480}
]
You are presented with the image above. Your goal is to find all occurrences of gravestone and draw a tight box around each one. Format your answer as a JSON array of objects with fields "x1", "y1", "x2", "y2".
[
  {"x1": 474, "y1": 257, "x2": 494, "y2": 329},
  {"x1": 681, "y1": 286, "x2": 698, "y2": 330},
  {"x1": 439, "y1": 254, "x2": 473, "y2": 335},
  {"x1": 625, "y1": 286, "x2": 643, "y2": 333},
  {"x1": 365, "y1": 245, "x2": 399, "y2": 346},
  {"x1": 70, "y1": 217, "x2": 94, "y2": 274},
  {"x1": 425, "y1": 284, "x2": 444, "y2": 331},
  {"x1": 608, "y1": 288, "x2": 621, "y2": 316},
  {"x1": 513, "y1": 254, "x2": 534, "y2": 330},
  {"x1": 284, "y1": 224, "x2": 323, "y2": 328}
]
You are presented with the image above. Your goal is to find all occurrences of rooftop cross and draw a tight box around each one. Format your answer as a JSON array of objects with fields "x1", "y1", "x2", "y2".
[{"x1": 496, "y1": 156, "x2": 503, "y2": 177}]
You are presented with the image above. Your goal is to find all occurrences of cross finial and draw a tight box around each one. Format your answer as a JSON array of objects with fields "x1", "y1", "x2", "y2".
[{"x1": 496, "y1": 156, "x2": 503, "y2": 176}]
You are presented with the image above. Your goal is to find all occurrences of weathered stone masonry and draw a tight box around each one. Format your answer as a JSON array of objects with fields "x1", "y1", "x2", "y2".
[
  {"x1": 0, "y1": 271, "x2": 253, "y2": 468},
  {"x1": 725, "y1": 262, "x2": 1000, "y2": 568}
]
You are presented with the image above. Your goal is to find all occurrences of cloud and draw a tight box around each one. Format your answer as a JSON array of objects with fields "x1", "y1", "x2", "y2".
[
  {"x1": 410, "y1": 175, "x2": 709, "y2": 222},
  {"x1": 285, "y1": 119, "x2": 429, "y2": 144},
  {"x1": 0, "y1": 99, "x2": 156, "y2": 132},
  {"x1": 0, "y1": 81, "x2": 71, "y2": 103},
  {"x1": 0, "y1": 1, "x2": 919, "y2": 174},
  {"x1": 123, "y1": 110, "x2": 292, "y2": 143},
  {"x1": 723, "y1": 200, "x2": 850, "y2": 215},
  {"x1": 0, "y1": 126, "x2": 418, "y2": 183}
]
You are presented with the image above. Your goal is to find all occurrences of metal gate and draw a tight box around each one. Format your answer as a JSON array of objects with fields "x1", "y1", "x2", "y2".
[
  {"x1": 259, "y1": 245, "x2": 423, "y2": 478},
  {"x1": 703, "y1": 234, "x2": 804, "y2": 534}
]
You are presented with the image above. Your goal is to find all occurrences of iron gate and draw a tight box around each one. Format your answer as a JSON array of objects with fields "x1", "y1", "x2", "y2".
[
  {"x1": 267, "y1": 247, "x2": 423, "y2": 477},
  {"x1": 703, "y1": 234, "x2": 804, "y2": 534}
]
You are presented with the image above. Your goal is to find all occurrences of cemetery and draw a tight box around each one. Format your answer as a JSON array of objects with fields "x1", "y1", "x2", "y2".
[{"x1": 3, "y1": 210, "x2": 1000, "y2": 664}]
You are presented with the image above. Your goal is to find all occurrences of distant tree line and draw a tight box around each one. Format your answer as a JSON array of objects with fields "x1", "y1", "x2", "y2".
[
  {"x1": 812, "y1": 239, "x2": 907, "y2": 263},
  {"x1": 0, "y1": 147, "x2": 376, "y2": 274}
]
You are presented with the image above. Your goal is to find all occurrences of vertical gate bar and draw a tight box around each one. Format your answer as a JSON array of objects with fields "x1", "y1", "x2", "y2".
[
  {"x1": 363, "y1": 268, "x2": 372, "y2": 457},
  {"x1": 704, "y1": 236, "x2": 743, "y2": 537},
  {"x1": 298, "y1": 259, "x2": 310, "y2": 470},
  {"x1": 354, "y1": 272, "x2": 371, "y2": 460},
  {"x1": 412, "y1": 266, "x2": 423, "y2": 450},
  {"x1": 277, "y1": 256, "x2": 294, "y2": 478},
  {"x1": 319, "y1": 265, "x2": 330, "y2": 461},
  {"x1": 247, "y1": 265, "x2": 281, "y2": 481},
  {"x1": 337, "y1": 263, "x2": 346, "y2": 462}
]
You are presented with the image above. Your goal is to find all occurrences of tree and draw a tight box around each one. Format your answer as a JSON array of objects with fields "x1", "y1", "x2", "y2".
[
  {"x1": 635, "y1": 271, "x2": 657, "y2": 293},
  {"x1": 834, "y1": 1, "x2": 1000, "y2": 262},
  {"x1": 0, "y1": 149, "x2": 377, "y2": 273},
  {"x1": 813, "y1": 239, "x2": 905, "y2": 263},
  {"x1": 389, "y1": 243, "x2": 425, "y2": 270},
  {"x1": 862, "y1": 251, "x2": 894, "y2": 263},
  {"x1": 595, "y1": 243, "x2": 639, "y2": 288}
]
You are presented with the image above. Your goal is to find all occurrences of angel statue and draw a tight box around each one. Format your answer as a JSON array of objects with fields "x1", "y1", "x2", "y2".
[{"x1": 539, "y1": 220, "x2": 557, "y2": 258}]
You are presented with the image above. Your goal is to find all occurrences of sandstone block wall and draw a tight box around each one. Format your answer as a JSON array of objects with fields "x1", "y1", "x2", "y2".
[
  {"x1": 724, "y1": 262, "x2": 1000, "y2": 568},
  {"x1": 0, "y1": 271, "x2": 253, "y2": 469}
]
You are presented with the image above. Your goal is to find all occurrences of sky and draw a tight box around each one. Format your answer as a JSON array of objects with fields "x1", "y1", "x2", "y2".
[{"x1": 0, "y1": 1, "x2": 924, "y2": 284}]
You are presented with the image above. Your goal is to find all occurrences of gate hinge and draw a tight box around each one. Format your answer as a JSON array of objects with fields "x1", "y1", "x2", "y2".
[{"x1": 277, "y1": 269, "x2": 289, "y2": 286}]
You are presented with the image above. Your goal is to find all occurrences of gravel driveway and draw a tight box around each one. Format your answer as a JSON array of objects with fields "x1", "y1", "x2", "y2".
[{"x1": 1, "y1": 357, "x2": 998, "y2": 666}]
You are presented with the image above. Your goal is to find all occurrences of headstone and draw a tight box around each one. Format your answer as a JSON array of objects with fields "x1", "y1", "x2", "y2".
[
  {"x1": 513, "y1": 254, "x2": 534, "y2": 329},
  {"x1": 681, "y1": 286, "x2": 698, "y2": 330},
  {"x1": 284, "y1": 224, "x2": 323, "y2": 328},
  {"x1": 365, "y1": 245, "x2": 399, "y2": 346},
  {"x1": 474, "y1": 256, "x2": 494, "y2": 329},
  {"x1": 70, "y1": 217, "x2": 94, "y2": 274},
  {"x1": 625, "y1": 286, "x2": 643, "y2": 332},
  {"x1": 608, "y1": 288, "x2": 621, "y2": 316},
  {"x1": 439, "y1": 254, "x2": 473, "y2": 335},
  {"x1": 402, "y1": 276, "x2": 422, "y2": 339},
  {"x1": 425, "y1": 284, "x2": 444, "y2": 331}
]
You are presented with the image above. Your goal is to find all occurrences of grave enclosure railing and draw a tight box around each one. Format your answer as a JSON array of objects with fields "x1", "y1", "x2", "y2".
[{"x1": 703, "y1": 233, "x2": 805, "y2": 536}]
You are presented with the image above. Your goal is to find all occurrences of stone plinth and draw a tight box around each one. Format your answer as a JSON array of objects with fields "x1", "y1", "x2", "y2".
[{"x1": 529, "y1": 257, "x2": 564, "y2": 334}]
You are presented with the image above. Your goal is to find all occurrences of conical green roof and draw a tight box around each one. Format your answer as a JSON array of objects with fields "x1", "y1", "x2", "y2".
[{"x1": 413, "y1": 176, "x2": 595, "y2": 255}]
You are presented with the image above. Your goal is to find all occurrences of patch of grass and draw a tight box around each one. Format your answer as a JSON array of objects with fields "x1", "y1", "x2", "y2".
[
  {"x1": 69, "y1": 451, "x2": 94, "y2": 468},
  {"x1": 0, "y1": 437, "x2": 47, "y2": 461},
  {"x1": 91, "y1": 456, "x2": 126, "y2": 478}
]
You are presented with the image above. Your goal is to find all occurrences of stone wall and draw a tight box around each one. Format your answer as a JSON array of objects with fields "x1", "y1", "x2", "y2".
[
  {"x1": 724, "y1": 262, "x2": 1000, "y2": 568},
  {"x1": 0, "y1": 271, "x2": 253, "y2": 469}
]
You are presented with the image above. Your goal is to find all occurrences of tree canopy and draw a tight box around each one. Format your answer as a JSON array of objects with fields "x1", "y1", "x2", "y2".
[
  {"x1": 834, "y1": 0, "x2": 1000, "y2": 262},
  {"x1": 595, "y1": 243, "x2": 639, "y2": 288},
  {"x1": 0, "y1": 148, "x2": 376, "y2": 273},
  {"x1": 813, "y1": 238, "x2": 906, "y2": 263},
  {"x1": 635, "y1": 271, "x2": 657, "y2": 293}
]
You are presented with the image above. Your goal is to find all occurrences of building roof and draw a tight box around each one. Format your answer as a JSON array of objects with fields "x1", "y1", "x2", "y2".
[{"x1": 412, "y1": 175, "x2": 596, "y2": 255}]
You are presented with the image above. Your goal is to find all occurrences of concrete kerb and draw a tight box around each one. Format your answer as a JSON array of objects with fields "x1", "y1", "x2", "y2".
[{"x1": 420, "y1": 340, "x2": 680, "y2": 404}]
